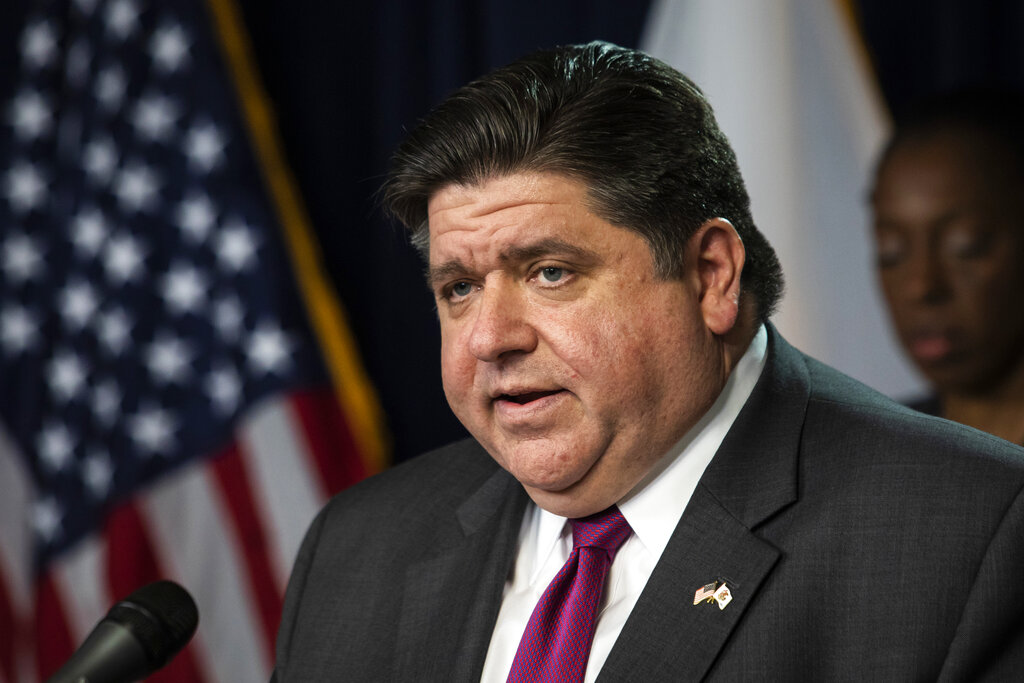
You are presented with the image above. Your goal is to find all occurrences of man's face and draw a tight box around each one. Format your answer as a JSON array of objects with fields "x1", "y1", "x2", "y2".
[
  {"x1": 871, "y1": 133, "x2": 1024, "y2": 394},
  {"x1": 427, "y1": 172, "x2": 729, "y2": 517}
]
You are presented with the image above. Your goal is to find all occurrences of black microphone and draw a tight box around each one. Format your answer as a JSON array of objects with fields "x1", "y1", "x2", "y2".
[{"x1": 47, "y1": 580, "x2": 199, "y2": 683}]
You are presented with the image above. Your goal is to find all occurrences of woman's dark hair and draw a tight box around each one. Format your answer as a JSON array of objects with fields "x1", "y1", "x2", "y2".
[{"x1": 876, "y1": 87, "x2": 1024, "y2": 184}]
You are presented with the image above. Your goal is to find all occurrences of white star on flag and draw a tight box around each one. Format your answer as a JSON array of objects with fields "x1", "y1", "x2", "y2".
[
  {"x1": 37, "y1": 422, "x2": 76, "y2": 473},
  {"x1": 33, "y1": 497, "x2": 63, "y2": 543},
  {"x1": 217, "y1": 218, "x2": 259, "y2": 271},
  {"x1": 96, "y1": 307, "x2": 133, "y2": 356},
  {"x1": 82, "y1": 137, "x2": 119, "y2": 185},
  {"x1": 2, "y1": 232, "x2": 45, "y2": 282},
  {"x1": 130, "y1": 93, "x2": 180, "y2": 143},
  {"x1": 247, "y1": 321, "x2": 294, "y2": 375},
  {"x1": 0, "y1": 304, "x2": 39, "y2": 354},
  {"x1": 58, "y1": 280, "x2": 100, "y2": 330},
  {"x1": 128, "y1": 403, "x2": 177, "y2": 455},
  {"x1": 176, "y1": 192, "x2": 217, "y2": 242},
  {"x1": 4, "y1": 160, "x2": 48, "y2": 213},
  {"x1": 9, "y1": 89, "x2": 53, "y2": 141},
  {"x1": 150, "y1": 23, "x2": 191, "y2": 73},
  {"x1": 105, "y1": 0, "x2": 140, "y2": 41},
  {"x1": 206, "y1": 363, "x2": 243, "y2": 415},
  {"x1": 213, "y1": 295, "x2": 245, "y2": 341},
  {"x1": 161, "y1": 263, "x2": 208, "y2": 314},
  {"x1": 82, "y1": 450, "x2": 115, "y2": 498},
  {"x1": 95, "y1": 64, "x2": 127, "y2": 112},
  {"x1": 48, "y1": 350, "x2": 89, "y2": 402},
  {"x1": 21, "y1": 21, "x2": 58, "y2": 69},
  {"x1": 113, "y1": 160, "x2": 160, "y2": 211},
  {"x1": 103, "y1": 232, "x2": 147, "y2": 284},
  {"x1": 70, "y1": 206, "x2": 110, "y2": 255},
  {"x1": 184, "y1": 121, "x2": 226, "y2": 173},
  {"x1": 146, "y1": 333, "x2": 194, "y2": 384},
  {"x1": 90, "y1": 379, "x2": 122, "y2": 427}
]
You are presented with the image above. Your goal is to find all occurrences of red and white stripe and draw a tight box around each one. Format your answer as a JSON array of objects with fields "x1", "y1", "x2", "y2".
[
  {"x1": 0, "y1": 388, "x2": 364, "y2": 682},
  {"x1": 0, "y1": 423, "x2": 37, "y2": 683}
]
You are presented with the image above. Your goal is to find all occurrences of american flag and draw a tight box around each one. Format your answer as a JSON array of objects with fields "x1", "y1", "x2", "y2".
[
  {"x1": 693, "y1": 581, "x2": 718, "y2": 605},
  {"x1": 0, "y1": 0, "x2": 386, "y2": 680}
]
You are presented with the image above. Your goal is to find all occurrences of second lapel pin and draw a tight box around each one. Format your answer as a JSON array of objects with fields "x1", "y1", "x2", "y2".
[{"x1": 713, "y1": 583, "x2": 733, "y2": 610}]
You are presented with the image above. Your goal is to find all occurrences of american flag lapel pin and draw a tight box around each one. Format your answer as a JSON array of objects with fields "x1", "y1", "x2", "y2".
[
  {"x1": 693, "y1": 581, "x2": 718, "y2": 605},
  {"x1": 713, "y1": 582, "x2": 733, "y2": 610}
]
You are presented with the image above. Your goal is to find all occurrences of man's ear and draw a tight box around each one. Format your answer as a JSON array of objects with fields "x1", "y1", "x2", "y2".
[{"x1": 694, "y1": 218, "x2": 745, "y2": 335}]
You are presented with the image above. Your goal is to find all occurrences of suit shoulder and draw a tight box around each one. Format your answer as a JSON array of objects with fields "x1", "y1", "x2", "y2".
[
  {"x1": 314, "y1": 437, "x2": 502, "y2": 526},
  {"x1": 801, "y1": 354, "x2": 1024, "y2": 482}
]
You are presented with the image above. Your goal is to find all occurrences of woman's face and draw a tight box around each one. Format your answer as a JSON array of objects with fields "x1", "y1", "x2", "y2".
[{"x1": 871, "y1": 132, "x2": 1024, "y2": 394}]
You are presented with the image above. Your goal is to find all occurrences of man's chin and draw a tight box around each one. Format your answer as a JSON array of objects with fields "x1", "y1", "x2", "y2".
[
  {"x1": 516, "y1": 466, "x2": 627, "y2": 518},
  {"x1": 513, "y1": 467, "x2": 587, "y2": 495},
  {"x1": 522, "y1": 483, "x2": 620, "y2": 518},
  {"x1": 485, "y1": 437, "x2": 590, "y2": 484},
  {"x1": 482, "y1": 438, "x2": 620, "y2": 514}
]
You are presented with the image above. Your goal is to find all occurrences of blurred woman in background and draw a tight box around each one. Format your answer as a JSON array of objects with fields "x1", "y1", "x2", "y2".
[{"x1": 870, "y1": 89, "x2": 1024, "y2": 445}]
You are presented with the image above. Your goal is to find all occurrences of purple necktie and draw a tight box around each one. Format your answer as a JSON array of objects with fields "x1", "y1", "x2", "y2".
[{"x1": 507, "y1": 506, "x2": 633, "y2": 683}]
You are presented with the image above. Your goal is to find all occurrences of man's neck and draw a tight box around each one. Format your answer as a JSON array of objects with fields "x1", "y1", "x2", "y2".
[{"x1": 718, "y1": 302, "x2": 760, "y2": 378}]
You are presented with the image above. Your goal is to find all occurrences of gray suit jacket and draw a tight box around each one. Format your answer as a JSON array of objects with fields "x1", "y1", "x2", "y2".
[{"x1": 273, "y1": 329, "x2": 1024, "y2": 681}]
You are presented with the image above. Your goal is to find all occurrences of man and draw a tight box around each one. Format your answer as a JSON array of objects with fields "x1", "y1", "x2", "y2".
[{"x1": 273, "y1": 43, "x2": 1024, "y2": 681}]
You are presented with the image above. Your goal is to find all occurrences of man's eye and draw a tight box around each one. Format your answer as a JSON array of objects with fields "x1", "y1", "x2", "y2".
[
  {"x1": 539, "y1": 267, "x2": 565, "y2": 283},
  {"x1": 451, "y1": 281, "x2": 473, "y2": 298}
]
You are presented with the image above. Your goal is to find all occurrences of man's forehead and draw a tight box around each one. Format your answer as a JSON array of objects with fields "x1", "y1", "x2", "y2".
[
  {"x1": 426, "y1": 174, "x2": 584, "y2": 253},
  {"x1": 426, "y1": 172, "x2": 585, "y2": 223}
]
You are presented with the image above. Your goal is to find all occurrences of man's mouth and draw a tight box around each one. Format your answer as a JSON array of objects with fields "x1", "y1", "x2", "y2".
[
  {"x1": 498, "y1": 390, "x2": 562, "y2": 405},
  {"x1": 490, "y1": 388, "x2": 571, "y2": 429}
]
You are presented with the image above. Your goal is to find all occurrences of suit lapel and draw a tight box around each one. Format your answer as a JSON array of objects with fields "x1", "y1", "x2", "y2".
[
  {"x1": 600, "y1": 326, "x2": 809, "y2": 681},
  {"x1": 599, "y1": 487, "x2": 781, "y2": 680},
  {"x1": 395, "y1": 463, "x2": 528, "y2": 682}
]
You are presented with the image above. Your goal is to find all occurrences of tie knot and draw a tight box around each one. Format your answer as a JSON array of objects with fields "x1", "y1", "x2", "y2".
[{"x1": 569, "y1": 506, "x2": 632, "y2": 555}]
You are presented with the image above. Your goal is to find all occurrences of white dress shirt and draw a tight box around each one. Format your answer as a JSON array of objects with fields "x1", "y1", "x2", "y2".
[{"x1": 479, "y1": 325, "x2": 768, "y2": 683}]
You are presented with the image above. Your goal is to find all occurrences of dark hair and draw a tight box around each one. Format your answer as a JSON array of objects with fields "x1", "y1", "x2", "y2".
[
  {"x1": 876, "y1": 87, "x2": 1024, "y2": 183},
  {"x1": 383, "y1": 41, "x2": 783, "y2": 320}
]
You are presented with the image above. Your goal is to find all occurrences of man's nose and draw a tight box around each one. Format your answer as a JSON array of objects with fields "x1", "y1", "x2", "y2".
[{"x1": 467, "y1": 282, "x2": 537, "y2": 362}]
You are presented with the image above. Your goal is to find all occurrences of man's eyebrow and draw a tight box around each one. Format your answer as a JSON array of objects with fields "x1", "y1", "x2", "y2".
[
  {"x1": 427, "y1": 238, "x2": 601, "y2": 288},
  {"x1": 498, "y1": 238, "x2": 600, "y2": 266},
  {"x1": 427, "y1": 260, "x2": 470, "y2": 288}
]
